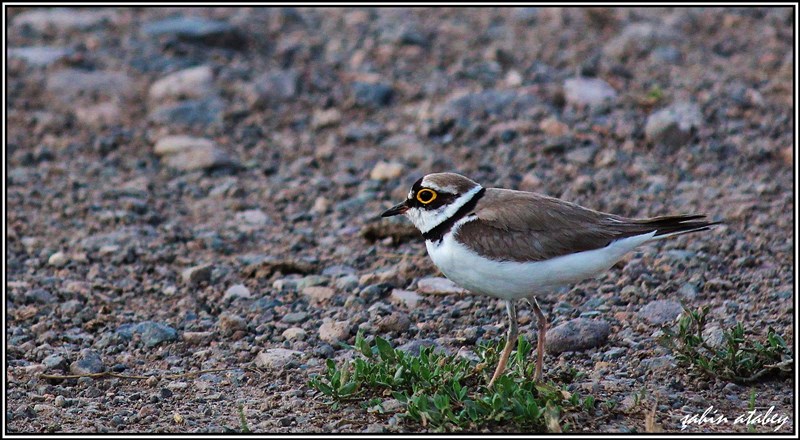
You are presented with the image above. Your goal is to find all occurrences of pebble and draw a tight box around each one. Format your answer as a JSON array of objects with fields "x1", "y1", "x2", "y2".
[
  {"x1": 389, "y1": 289, "x2": 422, "y2": 308},
  {"x1": 335, "y1": 275, "x2": 360, "y2": 292},
  {"x1": 148, "y1": 98, "x2": 224, "y2": 127},
  {"x1": 75, "y1": 102, "x2": 122, "y2": 127},
  {"x1": 182, "y1": 264, "x2": 213, "y2": 286},
  {"x1": 46, "y1": 69, "x2": 133, "y2": 102},
  {"x1": 282, "y1": 312, "x2": 309, "y2": 324},
  {"x1": 42, "y1": 354, "x2": 66, "y2": 370},
  {"x1": 26, "y1": 288, "x2": 55, "y2": 304},
  {"x1": 254, "y1": 349, "x2": 303, "y2": 369},
  {"x1": 375, "y1": 311, "x2": 411, "y2": 333},
  {"x1": 539, "y1": 116, "x2": 569, "y2": 137},
  {"x1": 116, "y1": 321, "x2": 178, "y2": 347},
  {"x1": 416, "y1": 277, "x2": 466, "y2": 295},
  {"x1": 645, "y1": 102, "x2": 702, "y2": 147},
  {"x1": 638, "y1": 300, "x2": 684, "y2": 325},
  {"x1": 311, "y1": 108, "x2": 342, "y2": 129},
  {"x1": 153, "y1": 136, "x2": 237, "y2": 172},
  {"x1": 678, "y1": 282, "x2": 699, "y2": 301},
  {"x1": 223, "y1": 284, "x2": 251, "y2": 301},
  {"x1": 218, "y1": 313, "x2": 247, "y2": 335},
  {"x1": 603, "y1": 23, "x2": 673, "y2": 60},
  {"x1": 8, "y1": 46, "x2": 73, "y2": 67},
  {"x1": 234, "y1": 209, "x2": 270, "y2": 226},
  {"x1": 69, "y1": 349, "x2": 105, "y2": 375},
  {"x1": 182, "y1": 331, "x2": 214, "y2": 345},
  {"x1": 141, "y1": 16, "x2": 245, "y2": 48},
  {"x1": 352, "y1": 82, "x2": 394, "y2": 107},
  {"x1": 640, "y1": 355, "x2": 675, "y2": 373},
  {"x1": 702, "y1": 325, "x2": 726, "y2": 349},
  {"x1": 318, "y1": 320, "x2": 351, "y2": 344},
  {"x1": 546, "y1": 318, "x2": 611, "y2": 354},
  {"x1": 396, "y1": 339, "x2": 447, "y2": 356},
  {"x1": 48, "y1": 251, "x2": 68, "y2": 267},
  {"x1": 14, "y1": 8, "x2": 114, "y2": 32},
  {"x1": 563, "y1": 77, "x2": 617, "y2": 107},
  {"x1": 296, "y1": 275, "x2": 327, "y2": 291},
  {"x1": 148, "y1": 65, "x2": 214, "y2": 102},
  {"x1": 301, "y1": 286, "x2": 336, "y2": 303},
  {"x1": 369, "y1": 161, "x2": 404, "y2": 180},
  {"x1": 322, "y1": 265, "x2": 357, "y2": 277},
  {"x1": 282, "y1": 327, "x2": 307, "y2": 341},
  {"x1": 249, "y1": 70, "x2": 299, "y2": 104}
]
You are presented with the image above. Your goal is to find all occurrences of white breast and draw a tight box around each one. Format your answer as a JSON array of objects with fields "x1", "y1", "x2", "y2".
[{"x1": 426, "y1": 224, "x2": 657, "y2": 300}]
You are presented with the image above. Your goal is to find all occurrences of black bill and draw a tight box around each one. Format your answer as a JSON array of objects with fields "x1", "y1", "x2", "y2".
[{"x1": 381, "y1": 201, "x2": 409, "y2": 217}]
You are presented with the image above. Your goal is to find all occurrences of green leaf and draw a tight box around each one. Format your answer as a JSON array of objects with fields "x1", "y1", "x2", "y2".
[{"x1": 375, "y1": 337, "x2": 396, "y2": 362}]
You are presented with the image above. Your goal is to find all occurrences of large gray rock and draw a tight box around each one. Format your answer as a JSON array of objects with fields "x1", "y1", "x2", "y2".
[
  {"x1": 546, "y1": 318, "x2": 610, "y2": 354},
  {"x1": 638, "y1": 299, "x2": 683, "y2": 325}
]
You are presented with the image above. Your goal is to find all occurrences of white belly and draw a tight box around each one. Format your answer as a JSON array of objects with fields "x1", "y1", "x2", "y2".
[{"x1": 426, "y1": 230, "x2": 656, "y2": 300}]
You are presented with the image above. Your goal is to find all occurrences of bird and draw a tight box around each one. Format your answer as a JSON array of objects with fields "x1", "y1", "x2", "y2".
[{"x1": 381, "y1": 172, "x2": 720, "y2": 387}]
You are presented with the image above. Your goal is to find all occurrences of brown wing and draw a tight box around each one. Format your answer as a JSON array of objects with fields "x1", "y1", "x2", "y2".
[{"x1": 454, "y1": 188, "x2": 716, "y2": 262}]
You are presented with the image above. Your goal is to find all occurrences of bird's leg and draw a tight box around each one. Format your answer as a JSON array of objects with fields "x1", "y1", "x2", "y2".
[
  {"x1": 489, "y1": 300, "x2": 517, "y2": 388},
  {"x1": 530, "y1": 297, "x2": 547, "y2": 382}
]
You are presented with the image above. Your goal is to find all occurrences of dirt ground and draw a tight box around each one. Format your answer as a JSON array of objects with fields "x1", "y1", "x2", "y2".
[{"x1": 5, "y1": 7, "x2": 795, "y2": 434}]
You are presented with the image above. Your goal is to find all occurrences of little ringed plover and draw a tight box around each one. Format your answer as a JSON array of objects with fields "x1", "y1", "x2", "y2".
[{"x1": 382, "y1": 172, "x2": 720, "y2": 386}]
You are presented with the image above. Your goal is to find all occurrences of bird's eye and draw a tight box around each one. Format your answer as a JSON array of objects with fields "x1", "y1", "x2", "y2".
[{"x1": 416, "y1": 188, "x2": 437, "y2": 204}]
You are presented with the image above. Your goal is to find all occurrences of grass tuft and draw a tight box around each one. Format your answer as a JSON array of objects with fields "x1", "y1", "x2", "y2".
[
  {"x1": 308, "y1": 332, "x2": 593, "y2": 432},
  {"x1": 660, "y1": 305, "x2": 793, "y2": 383}
]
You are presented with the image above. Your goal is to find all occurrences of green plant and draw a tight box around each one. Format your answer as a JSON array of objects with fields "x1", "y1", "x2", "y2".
[
  {"x1": 308, "y1": 332, "x2": 591, "y2": 432},
  {"x1": 661, "y1": 305, "x2": 793, "y2": 383}
]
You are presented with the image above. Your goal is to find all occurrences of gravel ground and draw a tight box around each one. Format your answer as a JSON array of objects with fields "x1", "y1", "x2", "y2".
[{"x1": 6, "y1": 7, "x2": 794, "y2": 434}]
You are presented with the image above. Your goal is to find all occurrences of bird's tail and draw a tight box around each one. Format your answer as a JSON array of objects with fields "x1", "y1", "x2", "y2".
[{"x1": 635, "y1": 214, "x2": 722, "y2": 240}]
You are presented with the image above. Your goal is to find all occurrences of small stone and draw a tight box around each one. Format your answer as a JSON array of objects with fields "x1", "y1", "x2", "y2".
[
  {"x1": 370, "y1": 161, "x2": 404, "y2": 180},
  {"x1": 48, "y1": 251, "x2": 68, "y2": 267},
  {"x1": 678, "y1": 282, "x2": 699, "y2": 301},
  {"x1": 335, "y1": 275, "x2": 359, "y2": 292},
  {"x1": 26, "y1": 288, "x2": 55, "y2": 304},
  {"x1": 296, "y1": 276, "x2": 327, "y2": 291},
  {"x1": 702, "y1": 325, "x2": 726, "y2": 349},
  {"x1": 129, "y1": 321, "x2": 179, "y2": 347},
  {"x1": 396, "y1": 339, "x2": 446, "y2": 356},
  {"x1": 352, "y1": 82, "x2": 394, "y2": 108},
  {"x1": 46, "y1": 69, "x2": 133, "y2": 102},
  {"x1": 14, "y1": 8, "x2": 115, "y2": 32},
  {"x1": 540, "y1": 117, "x2": 569, "y2": 137},
  {"x1": 282, "y1": 312, "x2": 309, "y2": 324},
  {"x1": 42, "y1": 354, "x2": 66, "y2": 370},
  {"x1": 311, "y1": 108, "x2": 342, "y2": 129},
  {"x1": 319, "y1": 320, "x2": 351, "y2": 344},
  {"x1": 218, "y1": 313, "x2": 247, "y2": 335},
  {"x1": 416, "y1": 277, "x2": 466, "y2": 295},
  {"x1": 223, "y1": 284, "x2": 251, "y2": 301},
  {"x1": 148, "y1": 98, "x2": 224, "y2": 127},
  {"x1": 780, "y1": 147, "x2": 792, "y2": 166},
  {"x1": 603, "y1": 23, "x2": 674, "y2": 60},
  {"x1": 254, "y1": 348, "x2": 303, "y2": 369},
  {"x1": 645, "y1": 102, "x2": 702, "y2": 147},
  {"x1": 376, "y1": 311, "x2": 411, "y2": 333},
  {"x1": 8, "y1": 46, "x2": 73, "y2": 67},
  {"x1": 153, "y1": 135, "x2": 237, "y2": 171},
  {"x1": 54, "y1": 396, "x2": 67, "y2": 408},
  {"x1": 563, "y1": 77, "x2": 617, "y2": 107},
  {"x1": 322, "y1": 265, "x2": 357, "y2": 277},
  {"x1": 282, "y1": 327, "x2": 307, "y2": 341},
  {"x1": 182, "y1": 331, "x2": 214, "y2": 345},
  {"x1": 69, "y1": 349, "x2": 105, "y2": 375},
  {"x1": 142, "y1": 16, "x2": 245, "y2": 48},
  {"x1": 235, "y1": 209, "x2": 270, "y2": 226},
  {"x1": 75, "y1": 102, "x2": 122, "y2": 127},
  {"x1": 546, "y1": 318, "x2": 610, "y2": 354},
  {"x1": 182, "y1": 264, "x2": 213, "y2": 286},
  {"x1": 302, "y1": 286, "x2": 336, "y2": 303},
  {"x1": 638, "y1": 300, "x2": 683, "y2": 325},
  {"x1": 249, "y1": 70, "x2": 299, "y2": 104},
  {"x1": 640, "y1": 355, "x2": 675, "y2": 372},
  {"x1": 389, "y1": 289, "x2": 422, "y2": 308},
  {"x1": 149, "y1": 65, "x2": 214, "y2": 102}
]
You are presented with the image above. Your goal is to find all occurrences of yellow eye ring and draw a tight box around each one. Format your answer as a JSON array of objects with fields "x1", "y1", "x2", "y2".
[{"x1": 416, "y1": 188, "x2": 437, "y2": 204}]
